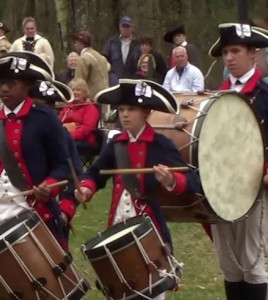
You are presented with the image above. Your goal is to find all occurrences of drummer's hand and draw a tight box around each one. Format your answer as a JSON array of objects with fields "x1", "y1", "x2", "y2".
[
  {"x1": 75, "y1": 187, "x2": 93, "y2": 203},
  {"x1": 33, "y1": 182, "x2": 51, "y2": 201},
  {"x1": 154, "y1": 164, "x2": 175, "y2": 188},
  {"x1": 263, "y1": 169, "x2": 268, "y2": 185}
]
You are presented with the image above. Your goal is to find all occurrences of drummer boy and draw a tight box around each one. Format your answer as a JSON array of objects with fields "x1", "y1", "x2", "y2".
[
  {"x1": 75, "y1": 79, "x2": 200, "y2": 250},
  {"x1": 0, "y1": 51, "x2": 72, "y2": 250}
]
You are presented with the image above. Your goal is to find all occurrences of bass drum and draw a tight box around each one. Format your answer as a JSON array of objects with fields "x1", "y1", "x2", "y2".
[{"x1": 148, "y1": 91, "x2": 266, "y2": 223}]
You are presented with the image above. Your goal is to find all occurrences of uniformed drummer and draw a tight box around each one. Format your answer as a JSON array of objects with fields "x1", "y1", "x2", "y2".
[
  {"x1": 28, "y1": 79, "x2": 83, "y2": 250},
  {"x1": 0, "y1": 51, "x2": 72, "y2": 250},
  {"x1": 75, "y1": 78, "x2": 200, "y2": 297},
  {"x1": 208, "y1": 23, "x2": 268, "y2": 300}
]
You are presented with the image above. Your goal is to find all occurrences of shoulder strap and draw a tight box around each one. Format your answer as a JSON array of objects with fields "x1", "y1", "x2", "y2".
[
  {"x1": 114, "y1": 142, "x2": 143, "y2": 199},
  {"x1": 0, "y1": 120, "x2": 29, "y2": 190}
]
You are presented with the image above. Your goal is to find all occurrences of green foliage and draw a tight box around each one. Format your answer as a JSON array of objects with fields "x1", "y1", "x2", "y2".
[{"x1": 1, "y1": 0, "x2": 268, "y2": 87}]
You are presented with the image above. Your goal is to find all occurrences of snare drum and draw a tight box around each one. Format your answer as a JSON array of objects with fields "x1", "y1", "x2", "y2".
[
  {"x1": 148, "y1": 91, "x2": 266, "y2": 223},
  {"x1": 82, "y1": 216, "x2": 179, "y2": 300},
  {"x1": 0, "y1": 211, "x2": 89, "y2": 299}
]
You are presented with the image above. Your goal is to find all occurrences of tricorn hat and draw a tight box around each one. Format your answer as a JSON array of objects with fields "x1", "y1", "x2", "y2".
[
  {"x1": 95, "y1": 78, "x2": 179, "y2": 114},
  {"x1": 0, "y1": 22, "x2": 10, "y2": 33},
  {"x1": 0, "y1": 51, "x2": 54, "y2": 81},
  {"x1": 163, "y1": 24, "x2": 186, "y2": 44},
  {"x1": 28, "y1": 80, "x2": 74, "y2": 103},
  {"x1": 209, "y1": 23, "x2": 268, "y2": 57}
]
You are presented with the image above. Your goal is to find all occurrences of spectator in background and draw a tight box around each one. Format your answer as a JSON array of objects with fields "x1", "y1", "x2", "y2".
[
  {"x1": 138, "y1": 35, "x2": 167, "y2": 83},
  {"x1": 10, "y1": 17, "x2": 55, "y2": 68},
  {"x1": 133, "y1": 54, "x2": 161, "y2": 83},
  {"x1": 74, "y1": 30, "x2": 109, "y2": 100},
  {"x1": 163, "y1": 24, "x2": 200, "y2": 68},
  {"x1": 103, "y1": 16, "x2": 140, "y2": 85},
  {"x1": 56, "y1": 52, "x2": 80, "y2": 85},
  {"x1": 163, "y1": 46, "x2": 204, "y2": 92},
  {"x1": 0, "y1": 22, "x2": 11, "y2": 56},
  {"x1": 59, "y1": 78, "x2": 101, "y2": 157}
]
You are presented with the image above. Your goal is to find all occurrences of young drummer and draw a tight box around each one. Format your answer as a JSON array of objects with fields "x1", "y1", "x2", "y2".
[
  {"x1": 75, "y1": 79, "x2": 200, "y2": 248},
  {"x1": 28, "y1": 79, "x2": 83, "y2": 249},
  {"x1": 0, "y1": 51, "x2": 72, "y2": 250}
]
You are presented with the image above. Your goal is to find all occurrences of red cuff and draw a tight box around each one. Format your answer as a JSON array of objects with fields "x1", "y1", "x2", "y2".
[
  {"x1": 43, "y1": 177, "x2": 60, "y2": 198},
  {"x1": 60, "y1": 199, "x2": 77, "y2": 220},
  {"x1": 80, "y1": 179, "x2": 97, "y2": 194},
  {"x1": 171, "y1": 173, "x2": 187, "y2": 194}
]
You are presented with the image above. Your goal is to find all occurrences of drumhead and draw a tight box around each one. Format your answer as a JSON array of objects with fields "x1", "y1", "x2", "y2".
[
  {"x1": 93, "y1": 224, "x2": 139, "y2": 248},
  {"x1": 197, "y1": 92, "x2": 264, "y2": 221},
  {"x1": 83, "y1": 216, "x2": 153, "y2": 260}
]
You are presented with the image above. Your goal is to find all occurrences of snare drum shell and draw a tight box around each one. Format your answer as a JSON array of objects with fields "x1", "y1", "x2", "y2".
[
  {"x1": 83, "y1": 216, "x2": 177, "y2": 300},
  {"x1": 0, "y1": 211, "x2": 89, "y2": 300}
]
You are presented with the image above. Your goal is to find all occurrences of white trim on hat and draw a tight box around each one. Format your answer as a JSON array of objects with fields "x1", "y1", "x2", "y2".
[
  {"x1": 20, "y1": 50, "x2": 54, "y2": 78},
  {"x1": 94, "y1": 83, "x2": 120, "y2": 102},
  {"x1": 209, "y1": 23, "x2": 268, "y2": 57},
  {"x1": 53, "y1": 80, "x2": 74, "y2": 103},
  {"x1": 208, "y1": 37, "x2": 220, "y2": 56},
  {"x1": 29, "y1": 65, "x2": 53, "y2": 81},
  {"x1": 120, "y1": 78, "x2": 178, "y2": 114},
  {"x1": 152, "y1": 89, "x2": 177, "y2": 114}
]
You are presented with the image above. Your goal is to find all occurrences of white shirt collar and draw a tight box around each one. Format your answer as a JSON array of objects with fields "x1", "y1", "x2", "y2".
[
  {"x1": 4, "y1": 100, "x2": 25, "y2": 117},
  {"x1": 229, "y1": 67, "x2": 256, "y2": 86},
  {"x1": 181, "y1": 41, "x2": 188, "y2": 47},
  {"x1": 22, "y1": 34, "x2": 41, "y2": 41},
  {"x1": 127, "y1": 125, "x2": 146, "y2": 142}
]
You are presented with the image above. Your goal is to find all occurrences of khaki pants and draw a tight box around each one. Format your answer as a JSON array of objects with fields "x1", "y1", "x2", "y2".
[{"x1": 211, "y1": 191, "x2": 268, "y2": 284}]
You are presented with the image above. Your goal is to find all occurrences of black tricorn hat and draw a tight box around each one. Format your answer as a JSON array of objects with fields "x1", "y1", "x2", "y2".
[
  {"x1": 28, "y1": 80, "x2": 74, "y2": 103},
  {"x1": 0, "y1": 51, "x2": 54, "y2": 81},
  {"x1": 209, "y1": 23, "x2": 268, "y2": 57},
  {"x1": 163, "y1": 24, "x2": 186, "y2": 44},
  {"x1": 95, "y1": 78, "x2": 179, "y2": 114},
  {"x1": 0, "y1": 22, "x2": 10, "y2": 33}
]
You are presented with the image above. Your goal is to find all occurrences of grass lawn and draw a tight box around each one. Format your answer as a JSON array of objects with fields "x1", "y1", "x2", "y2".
[{"x1": 70, "y1": 182, "x2": 226, "y2": 300}]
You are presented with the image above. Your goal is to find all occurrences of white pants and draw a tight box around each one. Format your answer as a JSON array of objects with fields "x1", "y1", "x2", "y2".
[{"x1": 211, "y1": 191, "x2": 268, "y2": 284}]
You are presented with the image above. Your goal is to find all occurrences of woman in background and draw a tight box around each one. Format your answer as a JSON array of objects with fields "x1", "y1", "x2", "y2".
[{"x1": 59, "y1": 78, "x2": 101, "y2": 156}]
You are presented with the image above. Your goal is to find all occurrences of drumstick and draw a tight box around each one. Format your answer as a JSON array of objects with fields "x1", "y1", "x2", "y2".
[
  {"x1": 100, "y1": 166, "x2": 189, "y2": 175},
  {"x1": 67, "y1": 159, "x2": 87, "y2": 210},
  {"x1": 2, "y1": 180, "x2": 68, "y2": 201}
]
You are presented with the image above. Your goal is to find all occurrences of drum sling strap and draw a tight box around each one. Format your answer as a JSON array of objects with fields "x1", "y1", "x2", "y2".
[
  {"x1": 0, "y1": 120, "x2": 29, "y2": 190},
  {"x1": 114, "y1": 142, "x2": 143, "y2": 200}
]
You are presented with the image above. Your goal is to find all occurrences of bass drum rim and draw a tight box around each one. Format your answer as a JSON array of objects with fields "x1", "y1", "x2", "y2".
[{"x1": 193, "y1": 91, "x2": 266, "y2": 222}]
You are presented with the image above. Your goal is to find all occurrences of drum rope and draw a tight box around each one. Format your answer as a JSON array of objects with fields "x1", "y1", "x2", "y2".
[
  {"x1": 133, "y1": 229, "x2": 180, "y2": 282},
  {"x1": 224, "y1": 193, "x2": 266, "y2": 273},
  {"x1": 149, "y1": 217, "x2": 183, "y2": 281},
  {"x1": 103, "y1": 244, "x2": 154, "y2": 300},
  {"x1": 178, "y1": 139, "x2": 198, "y2": 152},
  {"x1": 4, "y1": 239, "x2": 60, "y2": 299},
  {"x1": 186, "y1": 105, "x2": 207, "y2": 114},
  {"x1": 36, "y1": 217, "x2": 88, "y2": 294},
  {"x1": 25, "y1": 223, "x2": 87, "y2": 296},
  {"x1": 24, "y1": 223, "x2": 68, "y2": 298},
  {"x1": 0, "y1": 275, "x2": 22, "y2": 300}
]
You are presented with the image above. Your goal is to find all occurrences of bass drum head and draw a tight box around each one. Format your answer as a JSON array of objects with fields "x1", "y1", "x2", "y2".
[{"x1": 198, "y1": 92, "x2": 264, "y2": 221}]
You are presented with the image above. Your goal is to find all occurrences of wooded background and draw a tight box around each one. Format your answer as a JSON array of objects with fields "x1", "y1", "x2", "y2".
[{"x1": 1, "y1": 0, "x2": 268, "y2": 87}]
